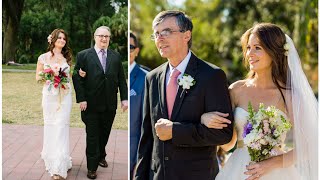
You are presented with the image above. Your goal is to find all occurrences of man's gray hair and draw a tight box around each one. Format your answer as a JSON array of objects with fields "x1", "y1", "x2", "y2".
[
  {"x1": 152, "y1": 10, "x2": 193, "y2": 48},
  {"x1": 94, "y1": 26, "x2": 111, "y2": 36}
]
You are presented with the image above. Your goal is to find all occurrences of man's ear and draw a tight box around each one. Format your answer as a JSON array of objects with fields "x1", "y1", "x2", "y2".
[{"x1": 184, "y1": 30, "x2": 191, "y2": 42}]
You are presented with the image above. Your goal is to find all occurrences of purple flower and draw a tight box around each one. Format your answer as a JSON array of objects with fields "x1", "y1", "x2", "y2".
[{"x1": 243, "y1": 123, "x2": 253, "y2": 138}]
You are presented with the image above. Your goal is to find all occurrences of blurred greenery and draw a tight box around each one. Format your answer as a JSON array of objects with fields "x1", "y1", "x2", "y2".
[
  {"x1": 2, "y1": 61, "x2": 128, "y2": 78},
  {"x1": 3, "y1": 0, "x2": 128, "y2": 65},
  {"x1": 131, "y1": 0, "x2": 318, "y2": 93}
]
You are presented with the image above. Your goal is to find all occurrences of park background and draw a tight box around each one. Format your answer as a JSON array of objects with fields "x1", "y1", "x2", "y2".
[
  {"x1": 2, "y1": 1, "x2": 129, "y2": 179},
  {"x1": 3, "y1": 0, "x2": 129, "y2": 129},
  {"x1": 130, "y1": 0, "x2": 318, "y2": 95}
]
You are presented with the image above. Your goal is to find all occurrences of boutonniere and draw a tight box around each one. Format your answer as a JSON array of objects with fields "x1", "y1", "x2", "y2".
[{"x1": 178, "y1": 73, "x2": 196, "y2": 98}]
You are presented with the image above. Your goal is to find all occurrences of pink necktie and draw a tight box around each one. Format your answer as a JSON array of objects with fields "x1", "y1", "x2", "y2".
[
  {"x1": 100, "y1": 49, "x2": 106, "y2": 72},
  {"x1": 166, "y1": 69, "x2": 181, "y2": 119}
]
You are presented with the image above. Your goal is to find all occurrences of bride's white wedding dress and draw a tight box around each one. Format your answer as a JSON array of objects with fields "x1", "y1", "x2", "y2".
[
  {"x1": 39, "y1": 53, "x2": 72, "y2": 178},
  {"x1": 215, "y1": 107, "x2": 301, "y2": 180}
]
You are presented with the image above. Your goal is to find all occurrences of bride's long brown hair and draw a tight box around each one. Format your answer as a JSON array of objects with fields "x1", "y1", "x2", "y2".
[
  {"x1": 47, "y1": 29, "x2": 72, "y2": 66},
  {"x1": 240, "y1": 23, "x2": 290, "y2": 106}
]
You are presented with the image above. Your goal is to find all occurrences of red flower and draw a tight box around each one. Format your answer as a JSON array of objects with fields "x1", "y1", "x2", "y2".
[
  {"x1": 54, "y1": 76, "x2": 61, "y2": 83},
  {"x1": 54, "y1": 82, "x2": 59, "y2": 88},
  {"x1": 43, "y1": 69, "x2": 54, "y2": 74},
  {"x1": 61, "y1": 72, "x2": 67, "y2": 77}
]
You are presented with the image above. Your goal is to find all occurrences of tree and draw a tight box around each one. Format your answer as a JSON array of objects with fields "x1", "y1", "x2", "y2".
[
  {"x1": 131, "y1": 0, "x2": 318, "y2": 91},
  {"x1": 3, "y1": 0, "x2": 25, "y2": 63}
]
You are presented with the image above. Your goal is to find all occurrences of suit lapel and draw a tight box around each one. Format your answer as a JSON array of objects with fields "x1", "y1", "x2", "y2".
[
  {"x1": 89, "y1": 48, "x2": 104, "y2": 72},
  {"x1": 158, "y1": 63, "x2": 169, "y2": 118},
  {"x1": 171, "y1": 53, "x2": 198, "y2": 121}
]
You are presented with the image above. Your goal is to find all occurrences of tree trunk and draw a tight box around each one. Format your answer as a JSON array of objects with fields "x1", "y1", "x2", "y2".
[
  {"x1": 3, "y1": 17, "x2": 18, "y2": 63},
  {"x1": 2, "y1": 0, "x2": 25, "y2": 64}
]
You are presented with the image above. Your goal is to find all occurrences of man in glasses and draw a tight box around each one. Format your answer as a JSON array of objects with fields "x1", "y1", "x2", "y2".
[
  {"x1": 135, "y1": 10, "x2": 233, "y2": 180},
  {"x1": 72, "y1": 26, "x2": 128, "y2": 179},
  {"x1": 129, "y1": 32, "x2": 149, "y2": 180}
]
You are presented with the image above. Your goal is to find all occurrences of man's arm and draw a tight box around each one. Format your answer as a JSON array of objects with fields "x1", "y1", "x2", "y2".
[
  {"x1": 134, "y1": 77, "x2": 153, "y2": 180},
  {"x1": 172, "y1": 69, "x2": 234, "y2": 147},
  {"x1": 118, "y1": 56, "x2": 128, "y2": 101},
  {"x1": 72, "y1": 52, "x2": 86, "y2": 103}
]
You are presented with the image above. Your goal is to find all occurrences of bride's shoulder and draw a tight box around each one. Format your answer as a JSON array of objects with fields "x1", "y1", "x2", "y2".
[
  {"x1": 229, "y1": 80, "x2": 247, "y2": 91},
  {"x1": 228, "y1": 80, "x2": 247, "y2": 106},
  {"x1": 38, "y1": 52, "x2": 50, "y2": 64}
]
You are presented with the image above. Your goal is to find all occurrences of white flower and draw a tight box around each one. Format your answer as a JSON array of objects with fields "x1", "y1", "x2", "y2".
[
  {"x1": 259, "y1": 138, "x2": 267, "y2": 145},
  {"x1": 52, "y1": 63, "x2": 60, "y2": 76},
  {"x1": 270, "y1": 149, "x2": 278, "y2": 156},
  {"x1": 178, "y1": 74, "x2": 195, "y2": 90},
  {"x1": 46, "y1": 80, "x2": 51, "y2": 85},
  {"x1": 47, "y1": 34, "x2": 53, "y2": 44},
  {"x1": 284, "y1": 43, "x2": 289, "y2": 56},
  {"x1": 284, "y1": 43, "x2": 290, "y2": 50},
  {"x1": 262, "y1": 149, "x2": 269, "y2": 155}
]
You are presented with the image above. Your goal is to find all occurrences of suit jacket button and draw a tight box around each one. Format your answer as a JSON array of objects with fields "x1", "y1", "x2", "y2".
[
  {"x1": 105, "y1": 77, "x2": 108, "y2": 80},
  {"x1": 164, "y1": 157, "x2": 169, "y2": 161}
]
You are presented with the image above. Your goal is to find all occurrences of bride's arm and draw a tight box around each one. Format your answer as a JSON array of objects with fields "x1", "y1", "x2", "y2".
[
  {"x1": 220, "y1": 128, "x2": 237, "y2": 151},
  {"x1": 36, "y1": 56, "x2": 44, "y2": 82}
]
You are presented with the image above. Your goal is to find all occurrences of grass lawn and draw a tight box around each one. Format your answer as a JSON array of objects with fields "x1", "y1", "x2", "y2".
[
  {"x1": 2, "y1": 72, "x2": 128, "y2": 129},
  {"x1": 2, "y1": 64, "x2": 37, "y2": 70}
]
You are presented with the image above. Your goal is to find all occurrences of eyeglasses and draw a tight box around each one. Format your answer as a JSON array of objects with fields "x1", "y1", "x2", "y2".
[
  {"x1": 96, "y1": 35, "x2": 111, "y2": 39},
  {"x1": 130, "y1": 45, "x2": 136, "y2": 53},
  {"x1": 151, "y1": 28, "x2": 184, "y2": 40}
]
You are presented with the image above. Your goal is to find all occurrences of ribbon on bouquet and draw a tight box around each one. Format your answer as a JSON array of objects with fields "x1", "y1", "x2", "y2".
[{"x1": 56, "y1": 86, "x2": 69, "y2": 111}]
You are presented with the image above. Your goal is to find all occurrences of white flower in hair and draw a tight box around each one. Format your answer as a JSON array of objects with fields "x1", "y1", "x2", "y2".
[
  {"x1": 47, "y1": 34, "x2": 53, "y2": 44},
  {"x1": 284, "y1": 43, "x2": 289, "y2": 56}
]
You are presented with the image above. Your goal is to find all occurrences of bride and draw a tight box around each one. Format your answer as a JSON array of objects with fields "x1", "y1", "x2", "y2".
[
  {"x1": 201, "y1": 23, "x2": 317, "y2": 180},
  {"x1": 36, "y1": 29, "x2": 73, "y2": 180}
]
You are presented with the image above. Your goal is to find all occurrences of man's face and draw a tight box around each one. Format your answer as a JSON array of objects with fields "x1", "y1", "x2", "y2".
[
  {"x1": 130, "y1": 37, "x2": 139, "y2": 65},
  {"x1": 153, "y1": 17, "x2": 188, "y2": 61},
  {"x1": 94, "y1": 28, "x2": 111, "y2": 49}
]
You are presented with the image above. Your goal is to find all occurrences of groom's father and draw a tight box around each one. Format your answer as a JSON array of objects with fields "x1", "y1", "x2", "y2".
[
  {"x1": 72, "y1": 26, "x2": 128, "y2": 179},
  {"x1": 134, "y1": 11, "x2": 233, "y2": 180}
]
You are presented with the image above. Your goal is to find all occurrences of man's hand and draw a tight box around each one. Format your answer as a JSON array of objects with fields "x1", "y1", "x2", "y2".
[
  {"x1": 79, "y1": 68, "x2": 86, "y2": 77},
  {"x1": 155, "y1": 118, "x2": 173, "y2": 141},
  {"x1": 79, "y1": 101, "x2": 87, "y2": 111},
  {"x1": 121, "y1": 100, "x2": 128, "y2": 112}
]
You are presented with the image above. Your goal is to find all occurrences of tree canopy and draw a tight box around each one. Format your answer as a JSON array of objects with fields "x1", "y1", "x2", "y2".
[
  {"x1": 131, "y1": 0, "x2": 318, "y2": 93},
  {"x1": 2, "y1": 0, "x2": 128, "y2": 64}
]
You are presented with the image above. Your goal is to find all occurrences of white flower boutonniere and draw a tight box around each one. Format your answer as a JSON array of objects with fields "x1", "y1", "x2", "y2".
[{"x1": 178, "y1": 73, "x2": 196, "y2": 98}]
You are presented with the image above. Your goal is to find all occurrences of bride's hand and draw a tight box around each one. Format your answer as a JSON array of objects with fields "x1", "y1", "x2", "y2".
[
  {"x1": 200, "y1": 111, "x2": 231, "y2": 129},
  {"x1": 244, "y1": 158, "x2": 276, "y2": 180}
]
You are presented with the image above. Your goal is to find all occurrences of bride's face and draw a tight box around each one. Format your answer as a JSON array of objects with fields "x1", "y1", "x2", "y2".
[
  {"x1": 246, "y1": 34, "x2": 272, "y2": 72},
  {"x1": 54, "y1": 32, "x2": 66, "y2": 49}
]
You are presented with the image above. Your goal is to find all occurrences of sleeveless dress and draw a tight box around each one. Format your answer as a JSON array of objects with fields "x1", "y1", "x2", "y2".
[
  {"x1": 39, "y1": 53, "x2": 72, "y2": 178},
  {"x1": 215, "y1": 107, "x2": 301, "y2": 180}
]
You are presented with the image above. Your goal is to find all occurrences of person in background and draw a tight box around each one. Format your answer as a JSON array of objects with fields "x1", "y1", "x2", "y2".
[{"x1": 129, "y1": 32, "x2": 148, "y2": 179}]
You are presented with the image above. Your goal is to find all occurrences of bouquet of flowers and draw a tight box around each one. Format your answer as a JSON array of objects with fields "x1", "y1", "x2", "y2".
[
  {"x1": 243, "y1": 102, "x2": 292, "y2": 162},
  {"x1": 38, "y1": 64, "x2": 69, "y2": 91}
]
